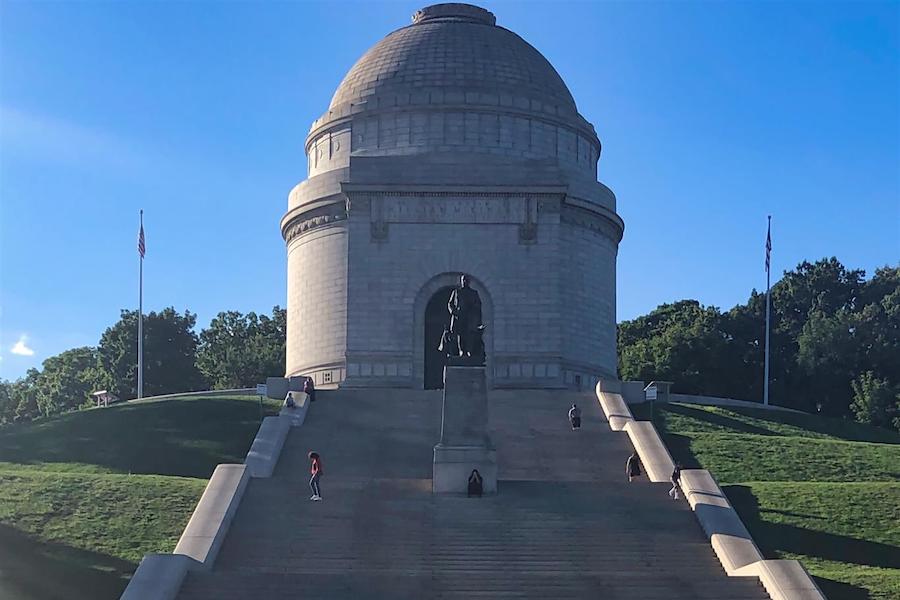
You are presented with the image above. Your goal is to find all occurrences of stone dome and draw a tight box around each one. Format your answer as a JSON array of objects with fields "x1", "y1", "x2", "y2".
[
  {"x1": 283, "y1": 2, "x2": 623, "y2": 392},
  {"x1": 323, "y1": 4, "x2": 577, "y2": 120}
]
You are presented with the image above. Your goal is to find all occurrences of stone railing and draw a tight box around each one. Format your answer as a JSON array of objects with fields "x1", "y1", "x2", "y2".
[
  {"x1": 595, "y1": 381, "x2": 827, "y2": 600},
  {"x1": 120, "y1": 394, "x2": 310, "y2": 599}
]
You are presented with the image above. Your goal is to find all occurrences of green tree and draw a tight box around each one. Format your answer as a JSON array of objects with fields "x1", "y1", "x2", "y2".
[
  {"x1": 0, "y1": 380, "x2": 14, "y2": 425},
  {"x1": 12, "y1": 369, "x2": 41, "y2": 422},
  {"x1": 850, "y1": 372, "x2": 900, "y2": 430},
  {"x1": 34, "y1": 347, "x2": 104, "y2": 417},
  {"x1": 98, "y1": 308, "x2": 206, "y2": 399},
  {"x1": 768, "y1": 258, "x2": 865, "y2": 408},
  {"x1": 855, "y1": 267, "x2": 900, "y2": 383},
  {"x1": 617, "y1": 258, "x2": 899, "y2": 427},
  {"x1": 618, "y1": 300, "x2": 734, "y2": 395},
  {"x1": 718, "y1": 291, "x2": 767, "y2": 402},
  {"x1": 796, "y1": 308, "x2": 857, "y2": 416},
  {"x1": 197, "y1": 306, "x2": 286, "y2": 389}
]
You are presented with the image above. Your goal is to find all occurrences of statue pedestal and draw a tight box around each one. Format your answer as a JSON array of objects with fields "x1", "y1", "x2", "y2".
[{"x1": 433, "y1": 363, "x2": 497, "y2": 494}]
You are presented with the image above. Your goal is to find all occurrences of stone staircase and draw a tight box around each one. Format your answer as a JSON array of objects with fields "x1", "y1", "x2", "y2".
[{"x1": 177, "y1": 389, "x2": 769, "y2": 599}]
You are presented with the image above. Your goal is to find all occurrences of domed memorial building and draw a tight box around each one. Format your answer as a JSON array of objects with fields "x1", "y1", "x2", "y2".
[{"x1": 281, "y1": 3, "x2": 624, "y2": 390}]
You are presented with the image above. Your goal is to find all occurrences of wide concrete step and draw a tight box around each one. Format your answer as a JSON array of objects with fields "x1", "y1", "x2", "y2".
[
  {"x1": 179, "y1": 572, "x2": 769, "y2": 600},
  {"x1": 175, "y1": 389, "x2": 770, "y2": 600}
]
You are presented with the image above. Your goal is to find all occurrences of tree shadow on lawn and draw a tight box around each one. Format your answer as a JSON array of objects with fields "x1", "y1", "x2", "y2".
[
  {"x1": 721, "y1": 407, "x2": 900, "y2": 445},
  {"x1": 725, "y1": 485, "x2": 898, "y2": 600},
  {"x1": 0, "y1": 524, "x2": 133, "y2": 600},
  {"x1": 634, "y1": 401, "x2": 900, "y2": 445},
  {"x1": 657, "y1": 433, "x2": 703, "y2": 469},
  {"x1": 662, "y1": 403, "x2": 779, "y2": 437},
  {"x1": 0, "y1": 398, "x2": 274, "y2": 478}
]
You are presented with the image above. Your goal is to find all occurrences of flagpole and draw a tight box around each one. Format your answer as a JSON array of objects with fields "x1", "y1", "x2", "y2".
[
  {"x1": 138, "y1": 210, "x2": 144, "y2": 400},
  {"x1": 763, "y1": 215, "x2": 771, "y2": 407}
]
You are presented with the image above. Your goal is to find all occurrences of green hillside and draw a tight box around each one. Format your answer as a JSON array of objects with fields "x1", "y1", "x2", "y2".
[
  {"x1": 632, "y1": 402, "x2": 900, "y2": 600},
  {"x1": 0, "y1": 394, "x2": 278, "y2": 600}
]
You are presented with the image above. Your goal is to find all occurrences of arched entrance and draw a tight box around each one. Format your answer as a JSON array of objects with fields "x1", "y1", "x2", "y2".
[
  {"x1": 424, "y1": 286, "x2": 454, "y2": 389},
  {"x1": 414, "y1": 272, "x2": 493, "y2": 389}
]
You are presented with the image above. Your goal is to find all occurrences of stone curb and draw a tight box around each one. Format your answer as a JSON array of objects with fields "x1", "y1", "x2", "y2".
[
  {"x1": 623, "y1": 420, "x2": 674, "y2": 483},
  {"x1": 119, "y1": 395, "x2": 310, "y2": 599},
  {"x1": 244, "y1": 417, "x2": 291, "y2": 478},
  {"x1": 596, "y1": 389, "x2": 633, "y2": 431},
  {"x1": 736, "y1": 559, "x2": 829, "y2": 600},
  {"x1": 173, "y1": 464, "x2": 250, "y2": 566},
  {"x1": 119, "y1": 554, "x2": 199, "y2": 600},
  {"x1": 594, "y1": 380, "x2": 827, "y2": 600},
  {"x1": 680, "y1": 468, "x2": 764, "y2": 572}
]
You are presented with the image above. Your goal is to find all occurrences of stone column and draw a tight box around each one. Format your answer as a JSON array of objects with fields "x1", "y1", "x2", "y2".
[{"x1": 432, "y1": 360, "x2": 497, "y2": 494}]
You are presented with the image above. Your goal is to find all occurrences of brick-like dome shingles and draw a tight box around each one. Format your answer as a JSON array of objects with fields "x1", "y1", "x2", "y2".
[{"x1": 328, "y1": 4, "x2": 577, "y2": 114}]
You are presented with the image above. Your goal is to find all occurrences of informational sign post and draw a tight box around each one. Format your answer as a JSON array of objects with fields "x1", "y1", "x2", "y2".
[{"x1": 256, "y1": 384, "x2": 267, "y2": 421}]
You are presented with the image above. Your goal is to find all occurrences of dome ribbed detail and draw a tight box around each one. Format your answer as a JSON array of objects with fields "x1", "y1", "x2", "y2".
[{"x1": 327, "y1": 3, "x2": 577, "y2": 115}]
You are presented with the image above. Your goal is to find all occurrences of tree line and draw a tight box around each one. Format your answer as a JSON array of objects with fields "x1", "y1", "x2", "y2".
[
  {"x1": 618, "y1": 258, "x2": 900, "y2": 431},
  {"x1": 0, "y1": 307, "x2": 285, "y2": 424},
  {"x1": 2, "y1": 257, "x2": 897, "y2": 432}
]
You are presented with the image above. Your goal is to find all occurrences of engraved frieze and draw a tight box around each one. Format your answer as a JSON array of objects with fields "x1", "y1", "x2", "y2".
[{"x1": 284, "y1": 202, "x2": 348, "y2": 243}]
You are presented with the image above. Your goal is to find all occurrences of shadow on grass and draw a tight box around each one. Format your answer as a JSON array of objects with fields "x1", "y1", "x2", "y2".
[
  {"x1": 713, "y1": 407, "x2": 900, "y2": 445},
  {"x1": 725, "y1": 484, "x2": 899, "y2": 567},
  {"x1": 0, "y1": 524, "x2": 133, "y2": 600},
  {"x1": 664, "y1": 403, "x2": 776, "y2": 436},
  {"x1": 659, "y1": 433, "x2": 703, "y2": 469},
  {"x1": 0, "y1": 398, "x2": 276, "y2": 478},
  {"x1": 632, "y1": 401, "x2": 900, "y2": 445},
  {"x1": 813, "y1": 577, "x2": 873, "y2": 600}
]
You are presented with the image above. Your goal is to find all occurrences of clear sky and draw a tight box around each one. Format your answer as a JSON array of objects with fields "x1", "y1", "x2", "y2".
[{"x1": 1, "y1": 0, "x2": 898, "y2": 380}]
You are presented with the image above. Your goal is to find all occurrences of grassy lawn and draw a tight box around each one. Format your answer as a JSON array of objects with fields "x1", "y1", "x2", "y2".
[
  {"x1": 632, "y1": 402, "x2": 900, "y2": 600},
  {"x1": 0, "y1": 394, "x2": 278, "y2": 600}
]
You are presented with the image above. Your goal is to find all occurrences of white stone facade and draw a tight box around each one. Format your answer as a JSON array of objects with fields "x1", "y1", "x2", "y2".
[{"x1": 281, "y1": 3, "x2": 624, "y2": 389}]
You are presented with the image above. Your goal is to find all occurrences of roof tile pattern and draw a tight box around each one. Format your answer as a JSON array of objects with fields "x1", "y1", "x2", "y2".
[{"x1": 328, "y1": 19, "x2": 577, "y2": 114}]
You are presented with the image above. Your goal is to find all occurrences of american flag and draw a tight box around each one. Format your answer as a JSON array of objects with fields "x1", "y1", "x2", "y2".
[
  {"x1": 765, "y1": 217, "x2": 771, "y2": 273},
  {"x1": 138, "y1": 222, "x2": 146, "y2": 259}
]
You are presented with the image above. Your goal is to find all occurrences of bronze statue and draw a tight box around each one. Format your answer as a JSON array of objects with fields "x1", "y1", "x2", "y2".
[
  {"x1": 437, "y1": 326, "x2": 457, "y2": 359},
  {"x1": 447, "y1": 274, "x2": 485, "y2": 362}
]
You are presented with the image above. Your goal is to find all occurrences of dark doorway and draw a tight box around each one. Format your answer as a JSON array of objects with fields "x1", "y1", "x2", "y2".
[{"x1": 424, "y1": 286, "x2": 454, "y2": 389}]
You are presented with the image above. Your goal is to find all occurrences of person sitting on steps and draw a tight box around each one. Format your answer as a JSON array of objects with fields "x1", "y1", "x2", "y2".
[
  {"x1": 467, "y1": 469, "x2": 483, "y2": 497},
  {"x1": 568, "y1": 403, "x2": 582, "y2": 430}
]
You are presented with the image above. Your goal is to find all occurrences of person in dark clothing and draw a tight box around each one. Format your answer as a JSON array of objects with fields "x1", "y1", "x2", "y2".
[
  {"x1": 308, "y1": 451, "x2": 323, "y2": 501},
  {"x1": 669, "y1": 462, "x2": 682, "y2": 500},
  {"x1": 304, "y1": 377, "x2": 316, "y2": 403},
  {"x1": 467, "y1": 469, "x2": 483, "y2": 497},
  {"x1": 626, "y1": 451, "x2": 641, "y2": 482},
  {"x1": 568, "y1": 403, "x2": 582, "y2": 430}
]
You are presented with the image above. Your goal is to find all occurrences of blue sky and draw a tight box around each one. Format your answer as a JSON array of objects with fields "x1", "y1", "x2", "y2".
[{"x1": 1, "y1": 0, "x2": 897, "y2": 380}]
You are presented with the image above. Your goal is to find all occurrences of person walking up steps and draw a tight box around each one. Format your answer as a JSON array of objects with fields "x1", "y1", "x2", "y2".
[
  {"x1": 308, "y1": 451, "x2": 323, "y2": 501},
  {"x1": 568, "y1": 403, "x2": 582, "y2": 430},
  {"x1": 669, "y1": 462, "x2": 682, "y2": 500},
  {"x1": 626, "y1": 451, "x2": 641, "y2": 482}
]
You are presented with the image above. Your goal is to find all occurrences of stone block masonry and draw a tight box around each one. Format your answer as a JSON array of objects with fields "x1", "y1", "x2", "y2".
[{"x1": 280, "y1": 2, "x2": 623, "y2": 390}]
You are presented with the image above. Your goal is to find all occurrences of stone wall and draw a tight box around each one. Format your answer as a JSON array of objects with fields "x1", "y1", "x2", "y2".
[
  {"x1": 342, "y1": 189, "x2": 566, "y2": 388},
  {"x1": 308, "y1": 109, "x2": 599, "y2": 178},
  {"x1": 285, "y1": 225, "x2": 348, "y2": 384},
  {"x1": 281, "y1": 3, "x2": 624, "y2": 389},
  {"x1": 560, "y1": 218, "x2": 618, "y2": 383}
]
